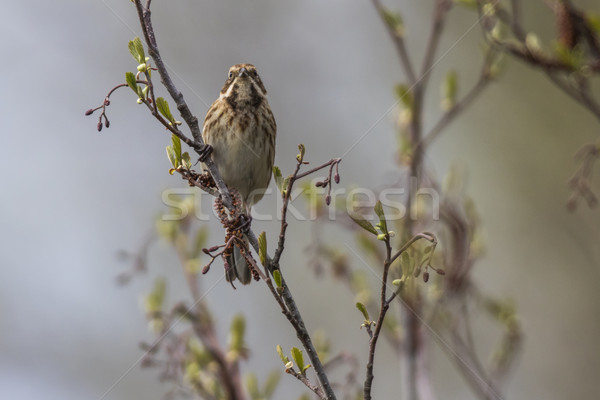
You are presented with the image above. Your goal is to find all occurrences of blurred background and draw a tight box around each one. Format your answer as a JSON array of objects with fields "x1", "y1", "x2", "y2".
[{"x1": 2, "y1": 0, "x2": 600, "y2": 399}]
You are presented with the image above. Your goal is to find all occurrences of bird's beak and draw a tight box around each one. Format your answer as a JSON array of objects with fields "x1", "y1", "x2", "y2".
[{"x1": 238, "y1": 67, "x2": 248, "y2": 77}]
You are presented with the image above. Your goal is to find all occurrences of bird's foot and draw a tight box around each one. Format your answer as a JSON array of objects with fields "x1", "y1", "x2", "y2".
[
  {"x1": 195, "y1": 143, "x2": 213, "y2": 163},
  {"x1": 238, "y1": 214, "x2": 253, "y2": 234}
]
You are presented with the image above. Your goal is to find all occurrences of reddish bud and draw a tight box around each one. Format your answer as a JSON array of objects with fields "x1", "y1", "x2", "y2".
[
  {"x1": 202, "y1": 248, "x2": 211, "y2": 255},
  {"x1": 423, "y1": 272, "x2": 430, "y2": 282},
  {"x1": 104, "y1": 99, "x2": 111, "y2": 106},
  {"x1": 436, "y1": 269, "x2": 445, "y2": 275},
  {"x1": 202, "y1": 265, "x2": 210, "y2": 274},
  {"x1": 104, "y1": 119, "x2": 110, "y2": 128},
  {"x1": 315, "y1": 181, "x2": 324, "y2": 188},
  {"x1": 325, "y1": 195, "x2": 331, "y2": 205},
  {"x1": 85, "y1": 109, "x2": 94, "y2": 116},
  {"x1": 97, "y1": 122, "x2": 103, "y2": 132},
  {"x1": 334, "y1": 173, "x2": 340, "y2": 184},
  {"x1": 208, "y1": 245, "x2": 221, "y2": 252}
]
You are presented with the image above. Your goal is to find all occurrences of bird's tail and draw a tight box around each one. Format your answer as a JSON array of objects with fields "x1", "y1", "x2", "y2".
[{"x1": 226, "y1": 239, "x2": 252, "y2": 285}]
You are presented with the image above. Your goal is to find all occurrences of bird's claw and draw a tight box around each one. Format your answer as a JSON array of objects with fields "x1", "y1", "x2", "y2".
[
  {"x1": 238, "y1": 214, "x2": 252, "y2": 234},
  {"x1": 196, "y1": 143, "x2": 213, "y2": 163}
]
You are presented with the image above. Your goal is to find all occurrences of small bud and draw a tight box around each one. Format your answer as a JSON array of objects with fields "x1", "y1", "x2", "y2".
[
  {"x1": 85, "y1": 109, "x2": 94, "y2": 116},
  {"x1": 392, "y1": 279, "x2": 401, "y2": 286},
  {"x1": 137, "y1": 98, "x2": 143, "y2": 104},
  {"x1": 377, "y1": 233, "x2": 387, "y2": 241},
  {"x1": 388, "y1": 230, "x2": 396, "y2": 237},
  {"x1": 145, "y1": 56, "x2": 150, "y2": 63},
  {"x1": 436, "y1": 269, "x2": 445, "y2": 275},
  {"x1": 315, "y1": 181, "x2": 324, "y2": 188},
  {"x1": 334, "y1": 173, "x2": 340, "y2": 184},
  {"x1": 137, "y1": 63, "x2": 147, "y2": 72},
  {"x1": 423, "y1": 272, "x2": 430, "y2": 282},
  {"x1": 202, "y1": 248, "x2": 211, "y2": 255},
  {"x1": 285, "y1": 361, "x2": 294, "y2": 370},
  {"x1": 208, "y1": 245, "x2": 221, "y2": 252},
  {"x1": 104, "y1": 119, "x2": 110, "y2": 128},
  {"x1": 97, "y1": 121, "x2": 103, "y2": 132},
  {"x1": 104, "y1": 99, "x2": 110, "y2": 106},
  {"x1": 202, "y1": 265, "x2": 210, "y2": 274},
  {"x1": 325, "y1": 195, "x2": 331, "y2": 205}
]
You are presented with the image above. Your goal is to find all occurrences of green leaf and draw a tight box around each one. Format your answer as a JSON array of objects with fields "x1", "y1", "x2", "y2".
[
  {"x1": 400, "y1": 251, "x2": 413, "y2": 276},
  {"x1": 348, "y1": 212, "x2": 378, "y2": 235},
  {"x1": 587, "y1": 14, "x2": 600, "y2": 35},
  {"x1": 296, "y1": 143, "x2": 306, "y2": 162},
  {"x1": 128, "y1": 37, "x2": 145, "y2": 63},
  {"x1": 128, "y1": 38, "x2": 139, "y2": 62},
  {"x1": 381, "y1": 9, "x2": 404, "y2": 36},
  {"x1": 258, "y1": 232, "x2": 267, "y2": 267},
  {"x1": 125, "y1": 71, "x2": 138, "y2": 94},
  {"x1": 553, "y1": 42, "x2": 584, "y2": 70},
  {"x1": 394, "y1": 83, "x2": 413, "y2": 109},
  {"x1": 184, "y1": 361, "x2": 200, "y2": 384},
  {"x1": 356, "y1": 302, "x2": 370, "y2": 320},
  {"x1": 136, "y1": 86, "x2": 146, "y2": 101},
  {"x1": 441, "y1": 70, "x2": 458, "y2": 111},
  {"x1": 245, "y1": 373, "x2": 260, "y2": 399},
  {"x1": 373, "y1": 201, "x2": 388, "y2": 233},
  {"x1": 181, "y1": 152, "x2": 192, "y2": 169},
  {"x1": 229, "y1": 314, "x2": 246, "y2": 351},
  {"x1": 166, "y1": 145, "x2": 178, "y2": 169},
  {"x1": 276, "y1": 345, "x2": 289, "y2": 364},
  {"x1": 144, "y1": 277, "x2": 166, "y2": 313},
  {"x1": 273, "y1": 166, "x2": 283, "y2": 192},
  {"x1": 264, "y1": 370, "x2": 281, "y2": 399},
  {"x1": 156, "y1": 97, "x2": 175, "y2": 123},
  {"x1": 281, "y1": 176, "x2": 291, "y2": 195},
  {"x1": 171, "y1": 134, "x2": 182, "y2": 163},
  {"x1": 401, "y1": 251, "x2": 411, "y2": 266},
  {"x1": 273, "y1": 269, "x2": 282, "y2": 288},
  {"x1": 454, "y1": 0, "x2": 477, "y2": 9},
  {"x1": 291, "y1": 347, "x2": 305, "y2": 372},
  {"x1": 134, "y1": 37, "x2": 145, "y2": 61}
]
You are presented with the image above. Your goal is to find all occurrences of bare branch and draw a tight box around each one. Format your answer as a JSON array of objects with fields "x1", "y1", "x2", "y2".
[{"x1": 371, "y1": 0, "x2": 417, "y2": 84}]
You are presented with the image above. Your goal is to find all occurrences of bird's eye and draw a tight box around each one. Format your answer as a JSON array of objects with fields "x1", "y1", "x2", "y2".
[{"x1": 228, "y1": 71, "x2": 233, "y2": 79}]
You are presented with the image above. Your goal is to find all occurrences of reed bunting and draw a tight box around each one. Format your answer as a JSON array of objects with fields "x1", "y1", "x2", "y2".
[{"x1": 202, "y1": 64, "x2": 276, "y2": 284}]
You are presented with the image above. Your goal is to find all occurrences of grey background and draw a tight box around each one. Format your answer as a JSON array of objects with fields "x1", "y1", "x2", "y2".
[{"x1": 1, "y1": 1, "x2": 599, "y2": 399}]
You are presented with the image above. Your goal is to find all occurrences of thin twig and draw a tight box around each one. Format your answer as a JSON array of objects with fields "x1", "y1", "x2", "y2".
[
  {"x1": 419, "y1": 0, "x2": 452, "y2": 91},
  {"x1": 363, "y1": 232, "x2": 437, "y2": 400},
  {"x1": 363, "y1": 236, "x2": 393, "y2": 400},
  {"x1": 420, "y1": 57, "x2": 493, "y2": 149},
  {"x1": 371, "y1": 0, "x2": 417, "y2": 84},
  {"x1": 267, "y1": 154, "x2": 342, "y2": 399}
]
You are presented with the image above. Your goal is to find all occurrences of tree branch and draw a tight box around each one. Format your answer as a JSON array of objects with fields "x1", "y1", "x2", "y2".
[
  {"x1": 371, "y1": 0, "x2": 417, "y2": 85},
  {"x1": 419, "y1": 0, "x2": 453, "y2": 91},
  {"x1": 420, "y1": 53, "x2": 494, "y2": 149},
  {"x1": 132, "y1": 0, "x2": 233, "y2": 209}
]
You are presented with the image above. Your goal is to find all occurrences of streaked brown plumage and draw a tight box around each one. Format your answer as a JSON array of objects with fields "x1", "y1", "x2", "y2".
[{"x1": 202, "y1": 64, "x2": 276, "y2": 284}]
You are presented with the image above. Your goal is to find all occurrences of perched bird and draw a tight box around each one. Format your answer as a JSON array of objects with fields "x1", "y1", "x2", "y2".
[{"x1": 202, "y1": 64, "x2": 277, "y2": 284}]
